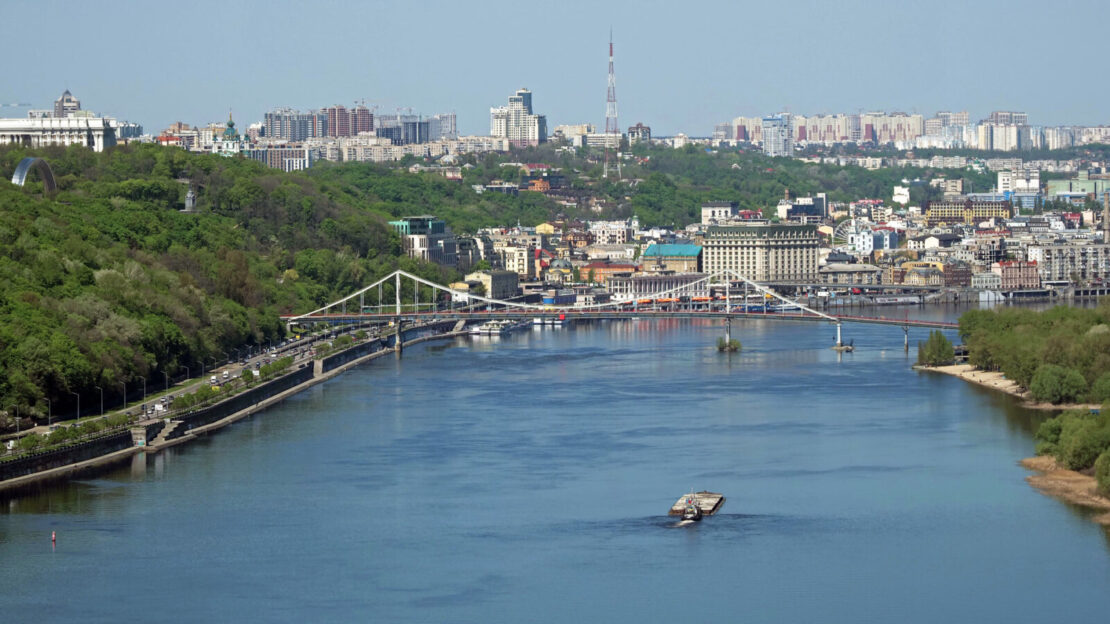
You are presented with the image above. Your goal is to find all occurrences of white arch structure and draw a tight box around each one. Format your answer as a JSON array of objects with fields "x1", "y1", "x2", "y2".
[{"x1": 286, "y1": 269, "x2": 838, "y2": 324}]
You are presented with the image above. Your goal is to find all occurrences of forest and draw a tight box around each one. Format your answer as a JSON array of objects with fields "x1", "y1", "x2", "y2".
[{"x1": 0, "y1": 143, "x2": 466, "y2": 430}]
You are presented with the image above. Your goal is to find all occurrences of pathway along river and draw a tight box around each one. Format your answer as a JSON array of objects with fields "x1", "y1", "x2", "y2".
[{"x1": 2, "y1": 311, "x2": 1109, "y2": 622}]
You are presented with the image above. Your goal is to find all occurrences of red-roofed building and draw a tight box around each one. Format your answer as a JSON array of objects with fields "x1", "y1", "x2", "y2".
[{"x1": 156, "y1": 135, "x2": 183, "y2": 146}]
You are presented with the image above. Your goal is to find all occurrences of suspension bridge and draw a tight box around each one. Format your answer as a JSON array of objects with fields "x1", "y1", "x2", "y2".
[{"x1": 279, "y1": 270, "x2": 959, "y2": 347}]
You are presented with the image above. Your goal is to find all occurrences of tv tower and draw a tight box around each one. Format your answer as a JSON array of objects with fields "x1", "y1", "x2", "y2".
[{"x1": 604, "y1": 29, "x2": 621, "y2": 179}]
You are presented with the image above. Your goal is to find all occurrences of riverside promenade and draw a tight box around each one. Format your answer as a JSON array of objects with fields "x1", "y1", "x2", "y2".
[{"x1": 0, "y1": 323, "x2": 468, "y2": 495}]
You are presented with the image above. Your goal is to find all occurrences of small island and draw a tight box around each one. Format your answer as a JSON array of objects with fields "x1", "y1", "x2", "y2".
[{"x1": 717, "y1": 337, "x2": 741, "y2": 352}]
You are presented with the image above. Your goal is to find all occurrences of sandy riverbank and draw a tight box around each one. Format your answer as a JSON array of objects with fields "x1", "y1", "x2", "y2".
[
  {"x1": 919, "y1": 364, "x2": 1101, "y2": 412},
  {"x1": 1020, "y1": 456, "x2": 1110, "y2": 526}
]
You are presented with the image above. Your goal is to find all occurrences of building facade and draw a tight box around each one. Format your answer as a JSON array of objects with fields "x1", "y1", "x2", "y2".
[
  {"x1": 702, "y1": 224, "x2": 819, "y2": 282},
  {"x1": 1027, "y1": 244, "x2": 1110, "y2": 283},
  {"x1": 0, "y1": 117, "x2": 116, "y2": 152},
  {"x1": 924, "y1": 200, "x2": 1013, "y2": 226}
]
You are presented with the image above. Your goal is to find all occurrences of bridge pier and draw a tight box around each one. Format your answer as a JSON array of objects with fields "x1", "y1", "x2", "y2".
[{"x1": 394, "y1": 318, "x2": 403, "y2": 358}]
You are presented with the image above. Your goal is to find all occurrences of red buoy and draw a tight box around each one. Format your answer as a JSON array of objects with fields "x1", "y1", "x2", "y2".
[{"x1": 51, "y1": 530, "x2": 56, "y2": 543}]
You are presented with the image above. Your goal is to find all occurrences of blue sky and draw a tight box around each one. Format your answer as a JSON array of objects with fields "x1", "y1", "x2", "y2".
[{"x1": 5, "y1": 0, "x2": 1108, "y2": 135}]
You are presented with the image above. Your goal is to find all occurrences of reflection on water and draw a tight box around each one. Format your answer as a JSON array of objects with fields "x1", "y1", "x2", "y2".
[{"x1": 1, "y1": 315, "x2": 1109, "y2": 623}]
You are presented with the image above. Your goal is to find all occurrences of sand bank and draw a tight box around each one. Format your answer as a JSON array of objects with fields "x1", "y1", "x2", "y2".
[{"x1": 1020, "y1": 456, "x2": 1110, "y2": 526}]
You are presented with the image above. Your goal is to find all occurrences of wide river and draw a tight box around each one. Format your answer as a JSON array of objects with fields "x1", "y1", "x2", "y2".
[{"x1": 2, "y1": 310, "x2": 1109, "y2": 622}]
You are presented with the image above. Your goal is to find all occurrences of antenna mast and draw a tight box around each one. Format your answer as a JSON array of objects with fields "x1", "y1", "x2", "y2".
[{"x1": 604, "y1": 29, "x2": 621, "y2": 179}]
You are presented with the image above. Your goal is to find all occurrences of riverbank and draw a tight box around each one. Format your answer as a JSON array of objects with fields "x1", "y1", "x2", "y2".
[
  {"x1": 1021, "y1": 456, "x2": 1110, "y2": 526},
  {"x1": 0, "y1": 327, "x2": 469, "y2": 495},
  {"x1": 918, "y1": 364, "x2": 1101, "y2": 411}
]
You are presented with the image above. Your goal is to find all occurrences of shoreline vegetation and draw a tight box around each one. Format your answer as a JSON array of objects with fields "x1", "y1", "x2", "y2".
[
  {"x1": 920, "y1": 301, "x2": 1110, "y2": 525},
  {"x1": 922, "y1": 364, "x2": 1110, "y2": 525}
]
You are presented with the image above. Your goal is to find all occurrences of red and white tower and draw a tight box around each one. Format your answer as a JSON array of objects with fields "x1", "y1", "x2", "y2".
[{"x1": 604, "y1": 29, "x2": 621, "y2": 179}]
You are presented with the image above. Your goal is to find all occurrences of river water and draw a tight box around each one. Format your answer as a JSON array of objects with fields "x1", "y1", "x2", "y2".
[{"x1": 2, "y1": 312, "x2": 1109, "y2": 622}]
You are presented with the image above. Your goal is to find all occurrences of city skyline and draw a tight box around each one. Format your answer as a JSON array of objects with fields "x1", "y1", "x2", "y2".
[{"x1": 5, "y1": 0, "x2": 1110, "y2": 136}]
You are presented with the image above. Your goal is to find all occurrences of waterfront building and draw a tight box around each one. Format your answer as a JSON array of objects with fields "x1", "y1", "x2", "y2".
[
  {"x1": 971, "y1": 271, "x2": 1003, "y2": 290},
  {"x1": 818, "y1": 263, "x2": 883, "y2": 285},
  {"x1": 0, "y1": 116, "x2": 116, "y2": 152},
  {"x1": 924, "y1": 200, "x2": 1013, "y2": 226},
  {"x1": 991, "y1": 260, "x2": 1041, "y2": 290},
  {"x1": 1026, "y1": 243, "x2": 1110, "y2": 283},
  {"x1": 465, "y1": 270, "x2": 519, "y2": 300},
  {"x1": 702, "y1": 223, "x2": 819, "y2": 282},
  {"x1": 607, "y1": 271, "x2": 708, "y2": 300},
  {"x1": 580, "y1": 261, "x2": 639, "y2": 286},
  {"x1": 641, "y1": 244, "x2": 702, "y2": 273},
  {"x1": 490, "y1": 88, "x2": 547, "y2": 147}
]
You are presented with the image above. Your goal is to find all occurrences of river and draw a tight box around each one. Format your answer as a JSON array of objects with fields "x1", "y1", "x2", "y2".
[{"x1": 2, "y1": 312, "x2": 1109, "y2": 622}]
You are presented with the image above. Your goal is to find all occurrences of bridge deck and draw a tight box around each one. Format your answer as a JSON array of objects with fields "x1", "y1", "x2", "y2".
[{"x1": 280, "y1": 310, "x2": 958, "y2": 330}]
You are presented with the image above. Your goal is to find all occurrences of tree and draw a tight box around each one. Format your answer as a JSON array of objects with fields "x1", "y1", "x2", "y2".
[
  {"x1": 1030, "y1": 364, "x2": 1088, "y2": 404},
  {"x1": 473, "y1": 259, "x2": 492, "y2": 272},
  {"x1": 916, "y1": 330, "x2": 954, "y2": 366},
  {"x1": 1096, "y1": 449, "x2": 1110, "y2": 496}
]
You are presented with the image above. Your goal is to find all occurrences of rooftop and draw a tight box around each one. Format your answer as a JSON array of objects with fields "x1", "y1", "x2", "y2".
[{"x1": 642, "y1": 244, "x2": 702, "y2": 258}]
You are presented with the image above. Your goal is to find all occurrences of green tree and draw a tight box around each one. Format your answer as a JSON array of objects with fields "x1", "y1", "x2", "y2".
[
  {"x1": 916, "y1": 330, "x2": 955, "y2": 366},
  {"x1": 1030, "y1": 364, "x2": 1088, "y2": 404}
]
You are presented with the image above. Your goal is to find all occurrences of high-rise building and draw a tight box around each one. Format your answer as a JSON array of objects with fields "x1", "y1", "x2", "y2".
[
  {"x1": 326, "y1": 105, "x2": 350, "y2": 138},
  {"x1": 428, "y1": 113, "x2": 457, "y2": 140},
  {"x1": 53, "y1": 90, "x2": 80, "y2": 118},
  {"x1": 264, "y1": 107, "x2": 328, "y2": 141},
  {"x1": 351, "y1": 104, "x2": 373, "y2": 135},
  {"x1": 490, "y1": 88, "x2": 546, "y2": 147},
  {"x1": 761, "y1": 114, "x2": 792, "y2": 157},
  {"x1": 988, "y1": 111, "x2": 1028, "y2": 125},
  {"x1": 936, "y1": 111, "x2": 969, "y2": 126}
]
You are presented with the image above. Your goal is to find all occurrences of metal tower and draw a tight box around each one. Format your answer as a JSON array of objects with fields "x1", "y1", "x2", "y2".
[{"x1": 604, "y1": 29, "x2": 621, "y2": 179}]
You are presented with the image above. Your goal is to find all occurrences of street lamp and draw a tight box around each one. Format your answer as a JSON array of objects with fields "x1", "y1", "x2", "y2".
[
  {"x1": 221, "y1": 351, "x2": 229, "y2": 366},
  {"x1": 138, "y1": 376, "x2": 146, "y2": 402},
  {"x1": 182, "y1": 364, "x2": 190, "y2": 381},
  {"x1": 94, "y1": 386, "x2": 103, "y2": 416},
  {"x1": 163, "y1": 371, "x2": 168, "y2": 392},
  {"x1": 45, "y1": 397, "x2": 51, "y2": 427},
  {"x1": 71, "y1": 391, "x2": 80, "y2": 422},
  {"x1": 120, "y1": 382, "x2": 126, "y2": 409}
]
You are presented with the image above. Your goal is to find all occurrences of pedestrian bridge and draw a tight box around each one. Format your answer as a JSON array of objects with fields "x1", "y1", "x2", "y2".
[{"x1": 279, "y1": 270, "x2": 959, "y2": 346}]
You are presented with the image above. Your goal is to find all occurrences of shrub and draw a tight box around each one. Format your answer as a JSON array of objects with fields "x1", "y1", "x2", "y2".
[
  {"x1": 1030, "y1": 364, "x2": 1088, "y2": 404},
  {"x1": 1096, "y1": 450, "x2": 1110, "y2": 496},
  {"x1": 1089, "y1": 373, "x2": 1110, "y2": 404},
  {"x1": 1055, "y1": 416, "x2": 1110, "y2": 470}
]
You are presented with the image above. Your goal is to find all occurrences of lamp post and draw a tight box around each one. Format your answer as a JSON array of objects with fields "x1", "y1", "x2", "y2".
[
  {"x1": 138, "y1": 376, "x2": 146, "y2": 402},
  {"x1": 163, "y1": 371, "x2": 168, "y2": 392},
  {"x1": 182, "y1": 364, "x2": 190, "y2": 381},
  {"x1": 71, "y1": 391, "x2": 80, "y2": 422},
  {"x1": 120, "y1": 382, "x2": 126, "y2": 410},
  {"x1": 45, "y1": 398, "x2": 51, "y2": 427},
  {"x1": 94, "y1": 386, "x2": 103, "y2": 416}
]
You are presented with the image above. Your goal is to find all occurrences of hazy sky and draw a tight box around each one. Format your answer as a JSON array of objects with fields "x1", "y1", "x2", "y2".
[{"x1": 5, "y1": 0, "x2": 1109, "y2": 135}]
